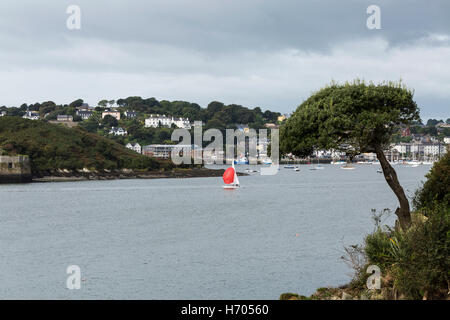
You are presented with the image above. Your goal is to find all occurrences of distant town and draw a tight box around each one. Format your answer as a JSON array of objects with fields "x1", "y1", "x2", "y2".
[{"x1": 0, "y1": 98, "x2": 449, "y2": 164}]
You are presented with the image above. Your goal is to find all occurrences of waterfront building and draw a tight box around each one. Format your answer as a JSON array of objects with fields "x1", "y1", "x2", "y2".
[
  {"x1": 423, "y1": 143, "x2": 446, "y2": 156},
  {"x1": 142, "y1": 144, "x2": 200, "y2": 159},
  {"x1": 0, "y1": 111, "x2": 6, "y2": 117},
  {"x1": 0, "y1": 155, "x2": 32, "y2": 183}
]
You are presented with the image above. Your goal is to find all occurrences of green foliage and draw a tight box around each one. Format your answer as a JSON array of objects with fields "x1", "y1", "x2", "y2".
[
  {"x1": 3, "y1": 96, "x2": 281, "y2": 146},
  {"x1": 364, "y1": 228, "x2": 399, "y2": 270},
  {"x1": 279, "y1": 293, "x2": 309, "y2": 300},
  {"x1": 101, "y1": 114, "x2": 119, "y2": 128},
  {"x1": 280, "y1": 80, "x2": 420, "y2": 157},
  {"x1": 69, "y1": 99, "x2": 84, "y2": 109},
  {"x1": 0, "y1": 117, "x2": 163, "y2": 173},
  {"x1": 414, "y1": 150, "x2": 450, "y2": 212},
  {"x1": 78, "y1": 116, "x2": 100, "y2": 133},
  {"x1": 346, "y1": 207, "x2": 449, "y2": 299},
  {"x1": 426, "y1": 119, "x2": 443, "y2": 127},
  {"x1": 391, "y1": 205, "x2": 450, "y2": 299},
  {"x1": 346, "y1": 158, "x2": 450, "y2": 299}
]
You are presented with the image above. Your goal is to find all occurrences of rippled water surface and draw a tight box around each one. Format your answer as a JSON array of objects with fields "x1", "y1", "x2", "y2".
[{"x1": 0, "y1": 164, "x2": 430, "y2": 299}]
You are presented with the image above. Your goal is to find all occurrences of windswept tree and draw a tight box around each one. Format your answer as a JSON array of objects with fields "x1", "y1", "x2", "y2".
[{"x1": 281, "y1": 80, "x2": 420, "y2": 230}]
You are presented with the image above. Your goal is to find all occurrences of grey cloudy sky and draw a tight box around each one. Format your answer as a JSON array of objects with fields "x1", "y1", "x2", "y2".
[{"x1": 0, "y1": 0, "x2": 449, "y2": 119}]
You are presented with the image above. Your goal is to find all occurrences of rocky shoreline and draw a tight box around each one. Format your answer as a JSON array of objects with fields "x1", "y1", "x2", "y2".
[{"x1": 30, "y1": 167, "x2": 247, "y2": 183}]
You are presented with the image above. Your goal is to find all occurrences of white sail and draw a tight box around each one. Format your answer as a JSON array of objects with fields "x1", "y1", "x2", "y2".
[{"x1": 232, "y1": 161, "x2": 239, "y2": 185}]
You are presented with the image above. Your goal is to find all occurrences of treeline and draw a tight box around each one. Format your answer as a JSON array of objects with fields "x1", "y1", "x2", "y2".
[
  {"x1": 1, "y1": 97, "x2": 282, "y2": 146},
  {"x1": 116, "y1": 97, "x2": 281, "y2": 129},
  {"x1": 0, "y1": 99, "x2": 86, "y2": 121},
  {"x1": 0, "y1": 117, "x2": 168, "y2": 173},
  {"x1": 0, "y1": 97, "x2": 282, "y2": 128}
]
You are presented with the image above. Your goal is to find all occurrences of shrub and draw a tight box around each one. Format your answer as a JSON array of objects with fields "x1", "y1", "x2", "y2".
[
  {"x1": 414, "y1": 150, "x2": 450, "y2": 212},
  {"x1": 391, "y1": 204, "x2": 450, "y2": 299},
  {"x1": 364, "y1": 228, "x2": 397, "y2": 271}
]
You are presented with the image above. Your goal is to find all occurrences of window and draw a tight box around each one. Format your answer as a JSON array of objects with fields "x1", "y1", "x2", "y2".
[{"x1": 8, "y1": 162, "x2": 13, "y2": 169}]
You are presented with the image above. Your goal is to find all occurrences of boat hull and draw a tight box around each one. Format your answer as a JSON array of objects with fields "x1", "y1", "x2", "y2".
[{"x1": 223, "y1": 185, "x2": 240, "y2": 189}]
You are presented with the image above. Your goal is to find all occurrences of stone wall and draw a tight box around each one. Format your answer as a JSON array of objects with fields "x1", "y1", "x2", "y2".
[{"x1": 0, "y1": 155, "x2": 32, "y2": 183}]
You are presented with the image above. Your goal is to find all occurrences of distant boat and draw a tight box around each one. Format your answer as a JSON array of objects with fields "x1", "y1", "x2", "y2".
[
  {"x1": 377, "y1": 169, "x2": 383, "y2": 173},
  {"x1": 294, "y1": 167, "x2": 300, "y2": 171},
  {"x1": 341, "y1": 164, "x2": 355, "y2": 170},
  {"x1": 284, "y1": 165, "x2": 295, "y2": 169},
  {"x1": 406, "y1": 160, "x2": 420, "y2": 167},
  {"x1": 262, "y1": 158, "x2": 272, "y2": 165},
  {"x1": 223, "y1": 162, "x2": 240, "y2": 189},
  {"x1": 331, "y1": 160, "x2": 346, "y2": 165},
  {"x1": 234, "y1": 156, "x2": 249, "y2": 165}
]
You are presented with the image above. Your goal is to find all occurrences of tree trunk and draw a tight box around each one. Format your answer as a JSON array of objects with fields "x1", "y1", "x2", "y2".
[{"x1": 375, "y1": 147, "x2": 411, "y2": 230}]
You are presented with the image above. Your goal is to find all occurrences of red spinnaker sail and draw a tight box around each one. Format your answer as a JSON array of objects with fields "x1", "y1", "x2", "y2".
[{"x1": 223, "y1": 167, "x2": 235, "y2": 184}]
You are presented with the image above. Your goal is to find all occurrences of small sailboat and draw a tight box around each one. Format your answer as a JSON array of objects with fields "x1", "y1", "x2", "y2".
[
  {"x1": 310, "y1": 159, "x2": 324, "y2": 170},
  {"x1": 223, "y1": 162, "x2": 240, "y2": 189},
  {"x1": 341, "y1": 163, "x2": 355, "y2": 170}
]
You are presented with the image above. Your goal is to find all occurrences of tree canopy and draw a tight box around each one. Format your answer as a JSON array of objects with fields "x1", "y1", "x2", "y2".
[
  {"x1": 281, "y1": 80, "x2": 420, "y2": 229},
  {"x1": 281, "y1": 80, "x2": 420, "y2": 158}
]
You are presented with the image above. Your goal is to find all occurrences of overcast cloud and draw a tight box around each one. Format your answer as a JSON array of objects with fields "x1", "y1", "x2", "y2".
[{"x1": 0, "y1": 0, "x2": 449, "y2": 119}]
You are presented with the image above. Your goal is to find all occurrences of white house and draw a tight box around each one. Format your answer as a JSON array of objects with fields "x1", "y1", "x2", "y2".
[
  {"x1": 124, "y1": 110, "x2": 138, "y2": 119},
  {"x1": 76, "y1": 110, "x2": 93, "y2": 120},
  {"x1": 444, "y1": 137, "x2": 450, "y2": 144},
  {"x1": 144, "y1": 114, "x2": 190, "y2": 129},
  {"x1": 126, "y1": 143, "x2": 142, "y2": 154},
  {"x1": 22, "y1": 110, "x2": 39, "y2": 120},
  {"x1": 109, "y1": 127, "x2": 127, "y2": 136},
  {"x1": 0, "y1": 111, "x2": 6, "y2": 117},
  {"x1": 173, "y1": 117, "x2": 191, "y2": 129}
]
